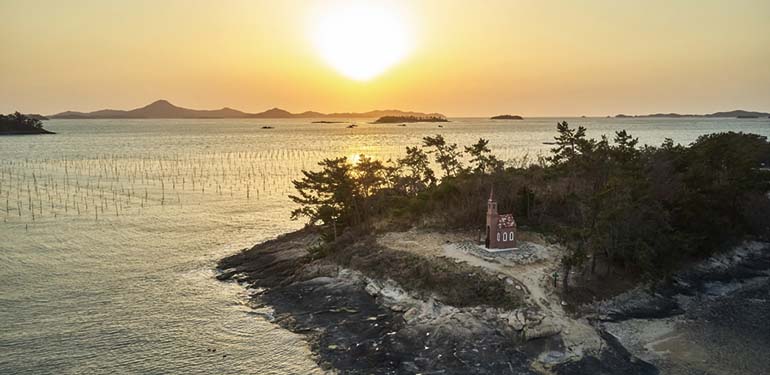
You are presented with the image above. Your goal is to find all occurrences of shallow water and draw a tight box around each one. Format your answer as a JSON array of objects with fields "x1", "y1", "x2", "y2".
[{"x1": 1, "y1": 117, "x2": 768, "y2": 373}]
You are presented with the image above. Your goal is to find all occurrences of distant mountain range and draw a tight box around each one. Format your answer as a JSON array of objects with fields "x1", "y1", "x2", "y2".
[
  {"x1": 42, "y1": 102, "x2": 770, "y2": 120},
  {"x1": 49, "y1": 100, "x2": 446, "y2": 120},
  {"x1": 615, "y1": 110, "x2": 770, "y2": 119}
]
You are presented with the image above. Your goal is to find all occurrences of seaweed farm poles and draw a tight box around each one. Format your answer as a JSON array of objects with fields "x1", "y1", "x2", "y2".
[{"x1": 0, "y1": 147, "x2": 335, "y2": 226}]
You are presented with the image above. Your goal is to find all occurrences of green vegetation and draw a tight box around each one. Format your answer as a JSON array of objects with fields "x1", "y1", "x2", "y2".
[
  {"x1": 0, "y1": 112, "x2": 54, "y2": 134},
  {"x1": 291, "y1": 122, "x2": 770, "y2": 287},
  {"x1": 289, "y1": 136, "x2": 497, "y2": 236},
  {"x1": 373, "y1": 115, "x2": 448, "y2": 124}
]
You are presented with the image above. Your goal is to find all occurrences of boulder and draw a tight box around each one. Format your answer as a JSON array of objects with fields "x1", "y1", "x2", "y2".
[{"x1": 524, "y1": 320, "x2": 561, "y2": 340}]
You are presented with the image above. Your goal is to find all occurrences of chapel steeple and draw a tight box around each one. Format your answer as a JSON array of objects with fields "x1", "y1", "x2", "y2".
[{"x1": 487, "y1": 186, "x2": 498, "y2": 215}]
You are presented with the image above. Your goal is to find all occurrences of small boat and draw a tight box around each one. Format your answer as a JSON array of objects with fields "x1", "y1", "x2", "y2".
[
  {"x1": 437, "y1": 125, "x2": 444, "y2": 128},
  {"x1": 397, "y1": 124, "x2": 407, "y2": 127},
  {"x1": 261, "y1": 126, "x2": 274, "y2": 129},
  {"x1": 347, "y1": 124, "x2": 358, "y2": 129}
]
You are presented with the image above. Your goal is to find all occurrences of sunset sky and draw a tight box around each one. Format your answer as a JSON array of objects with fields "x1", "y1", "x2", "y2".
[{"x1": 2, "y1": 0, "x2": 769, "y2": 117}]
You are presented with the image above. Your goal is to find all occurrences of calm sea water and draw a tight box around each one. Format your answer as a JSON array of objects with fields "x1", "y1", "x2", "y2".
[{"x1": 1, "y1": 117, "x2": 769, "y2": 374}]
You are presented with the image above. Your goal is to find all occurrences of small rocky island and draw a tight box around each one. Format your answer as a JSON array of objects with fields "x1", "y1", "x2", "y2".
[
  {"x1": 491, "y1": 114, "x2": 523, "y2": 120},
  {"x1": 373, "y1": 115, "x2": 448, "y2": 124},
  {"x1": 0, "y1": 112, "x2": 54, "y2": 135},
  {"x1": 218, "y1": 125, "x2": 770, "y2": 374}
]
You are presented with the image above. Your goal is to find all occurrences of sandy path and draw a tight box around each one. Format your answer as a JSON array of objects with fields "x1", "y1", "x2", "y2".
[
  {"x1": 376, "y1": 229, "x2": 603, "y2": 361},
  {"x1": 442, "y1": 243, "x2": 603, "y2": 361}
]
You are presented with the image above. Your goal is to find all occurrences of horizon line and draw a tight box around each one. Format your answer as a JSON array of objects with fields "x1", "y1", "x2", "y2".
[{"x1": 21, "y1": 99, "x2": 770, "y2": 119}]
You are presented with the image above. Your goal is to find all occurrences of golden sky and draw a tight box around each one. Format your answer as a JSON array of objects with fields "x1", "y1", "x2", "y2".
[{"x1": 2, "y1": 0, "x2": 769, "y2": 117}]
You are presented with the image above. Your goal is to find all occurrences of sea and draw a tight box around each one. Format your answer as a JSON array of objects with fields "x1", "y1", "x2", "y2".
[{"x1": 1, "y1": 117, "x2": 768, "y2": 374}]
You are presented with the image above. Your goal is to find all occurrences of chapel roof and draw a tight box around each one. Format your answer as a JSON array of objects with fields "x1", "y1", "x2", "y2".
[{"x1": 498, "y1": 214, "x2": 516, "y2": 228}]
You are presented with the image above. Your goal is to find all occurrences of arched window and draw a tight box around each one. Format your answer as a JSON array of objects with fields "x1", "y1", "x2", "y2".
[
  {"x1": 496, "y1": 232, "x2": 500, "y2": 241},
  {"x1": 503, "y1": 232, "x2": 508, "y2": 241},
  {"x1": 510, "y1": 232, "x2": 514, "y2": 242}
]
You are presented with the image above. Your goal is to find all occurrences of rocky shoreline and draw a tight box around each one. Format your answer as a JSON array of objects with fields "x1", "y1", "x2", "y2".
[
  {"x1": 593, "y1": 242, "x2": 770, "y2": 375},
  {"x1": 218, "y1": 230, "x2": 539, "y2": 373},
  {"x1": 217, "y1": 229, "x2": 769, "y2": 374}
]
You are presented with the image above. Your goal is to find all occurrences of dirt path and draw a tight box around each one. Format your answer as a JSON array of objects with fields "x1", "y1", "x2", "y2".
[
  {"x1": 375, "y1": 229, "x2": 604, "y2": 362},
  {"x1": 442, "y1": 243, "x2": 604, "y2": 361}
]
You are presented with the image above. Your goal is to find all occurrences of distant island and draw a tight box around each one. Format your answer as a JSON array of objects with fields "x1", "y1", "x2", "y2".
[
  {"x1": 1, "y1": 112, "x2": 55, "y2": 135},
  {"x1": 490, "y1": 114, "x2": 523, "y2": 120},
  {"x1": 48, "y1": 100, "x2": 445, "y2": 120},
  {"x1": 615, "y1": 109, "x2": 770, "y2": 118},
  {"x1": 373, "y1": 115, "x2": 448, "y2": 124}
]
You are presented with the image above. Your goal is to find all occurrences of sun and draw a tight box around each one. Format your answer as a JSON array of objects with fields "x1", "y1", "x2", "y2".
[{"x1": 311, "y1": 2, "x2": 413, "y2": 81}]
